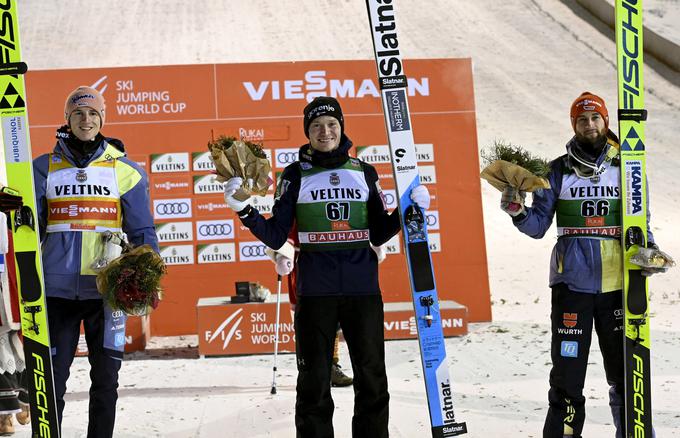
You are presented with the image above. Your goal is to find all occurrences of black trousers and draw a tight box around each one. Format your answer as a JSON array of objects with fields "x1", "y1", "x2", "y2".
[
  {"x1": 47, "y1": 297, "x2": 122, "y2": 438},
  {"x1": 543, "y1": 284, "x2": 624, "y2": 438},
  {"x1": 295, "y1": 295, "x2": 389, "y2": 438}
]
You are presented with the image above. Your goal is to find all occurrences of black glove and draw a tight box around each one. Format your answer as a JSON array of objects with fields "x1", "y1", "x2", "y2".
[{"x1": 0, "y1": 187, "x2": 22, "y2": 214}]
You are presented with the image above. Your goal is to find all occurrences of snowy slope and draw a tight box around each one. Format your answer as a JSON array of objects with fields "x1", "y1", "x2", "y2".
[{"x1": 14, "y1": 1, "x2": 680, "y2": 437}]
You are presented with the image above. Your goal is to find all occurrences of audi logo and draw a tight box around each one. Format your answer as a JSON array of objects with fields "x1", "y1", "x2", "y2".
[
  {"x1": 199, "y1": 224, "x2": 232, "y2": 236},
  {"x1": 383, "y1": 192, "x2": 395, "y2": 205},
  {"x1": 240, "y1": 244, "x2": 267, "y2": 257},
  {"x1": 276, "y1": 152, "x2": 299, "y2": 165},
  {"x1": 156, "y1": 202, "x2": 190, "y2": 215}
]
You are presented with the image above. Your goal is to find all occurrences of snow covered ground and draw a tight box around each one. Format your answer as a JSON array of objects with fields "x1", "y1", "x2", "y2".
[{"x1": 15, "y1": 1, "x2": 680, "y2": 436}]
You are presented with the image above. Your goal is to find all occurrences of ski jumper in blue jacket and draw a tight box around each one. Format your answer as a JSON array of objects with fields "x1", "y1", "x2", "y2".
[
  {"x1": 502, "y1": 92, "x2": 660, "y2": 438},
  {"x1": 33, "y1": 86, "x2": 158, "y2": 438}
]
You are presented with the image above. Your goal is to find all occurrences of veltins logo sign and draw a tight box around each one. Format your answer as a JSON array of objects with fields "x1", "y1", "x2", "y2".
[
  {"x1": 160, "y1": 244, "x2": 195, "y2": 265},
  {"x1": 155, "y1": 221, "x2": 193, "y2": 243},
  {"x1": 197, "y1": 243, "x2": 236, "y2": 264},
  {"x1": 150, "y1": 152, "x2": 190, "y2": 173}
]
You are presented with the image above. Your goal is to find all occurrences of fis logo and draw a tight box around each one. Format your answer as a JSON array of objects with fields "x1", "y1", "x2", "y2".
[{"x1": 205, "y1": 309, "x2": 244, "y2": 350}]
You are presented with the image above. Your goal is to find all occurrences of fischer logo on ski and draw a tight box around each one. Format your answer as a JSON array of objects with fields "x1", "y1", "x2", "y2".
[
  {"x1": 365, "y1": 0, "x2": 467, "y2": 436},
  {"x1": 615, "y1": 0, "x2": 652, "y2": 436},
  {"x1": 0, "y1": 1, "x2": 61, "y2": 436}
]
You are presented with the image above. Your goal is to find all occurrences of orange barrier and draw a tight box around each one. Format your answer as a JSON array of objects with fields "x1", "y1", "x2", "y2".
[{"x1": 24, "y1": 59, "x2": 490, "y2": 337}]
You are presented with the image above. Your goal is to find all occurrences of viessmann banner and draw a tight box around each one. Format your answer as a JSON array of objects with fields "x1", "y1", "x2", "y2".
[{"x1": 24, "y1": 59, "x2": 490, "y2": 336}]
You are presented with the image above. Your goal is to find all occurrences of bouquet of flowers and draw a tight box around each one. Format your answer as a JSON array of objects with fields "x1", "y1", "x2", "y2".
[
  {"x1": 95, "y1": 232, "x2": 167, "y2": 316},
  {"x1": 208, "y1": 135, "x2": 273, "y2": 200},
  {"x1": 480, "y1": 140, "x2": 552, "y2": 201}
]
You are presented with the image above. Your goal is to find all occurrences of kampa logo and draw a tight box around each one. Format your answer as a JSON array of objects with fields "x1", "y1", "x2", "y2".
[
  {"x1": 205, "y1": 308, "x2": 244, "y2": 350},
  {"x1": 625, "y1": 161, "x2": 643, "y2": 215},
  {"x1": 242, "y1": 70, "x2": 429, "y2": 102}
]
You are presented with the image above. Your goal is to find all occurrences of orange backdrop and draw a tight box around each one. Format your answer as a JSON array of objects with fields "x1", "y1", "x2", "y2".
[{"x1": 24, "y1": 59, "x2": 491, "y2": 336}]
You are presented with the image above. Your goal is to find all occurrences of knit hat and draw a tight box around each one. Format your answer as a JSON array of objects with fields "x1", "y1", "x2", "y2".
[
  {"x1": 64, "y1": 86, "x2": 106, "y2": 126},
  {"x1": 303, "y1": 96, "x2": 344, "y2": 138},
  {"x1": 570, "y1": 91, "x2": 608, "y2": 130}
]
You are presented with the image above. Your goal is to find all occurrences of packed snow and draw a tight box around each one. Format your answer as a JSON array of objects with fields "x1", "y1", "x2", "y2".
[{"x1": 14, "y1": 1, "x2": 680, "y2": 436}]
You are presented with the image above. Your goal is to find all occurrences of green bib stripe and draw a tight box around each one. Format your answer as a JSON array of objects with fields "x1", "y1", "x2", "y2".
[
  {"x1": 296, "y1": 159, "x2": 371, "y2": 251},
  {"x1": 556, "y1": 162, "x2": 621, "y2": 238}
]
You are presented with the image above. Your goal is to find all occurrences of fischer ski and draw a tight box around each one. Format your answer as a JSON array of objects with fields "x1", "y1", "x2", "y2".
[
  {"x1": 0, "y1": 1, "x2": 60, "y2": 437},
  {"x1": 615, "y1": 1, "x2": 652, "y2": 436},
  {"x1": 365, "y1": 1, "x2": 467, "y2": 436}
]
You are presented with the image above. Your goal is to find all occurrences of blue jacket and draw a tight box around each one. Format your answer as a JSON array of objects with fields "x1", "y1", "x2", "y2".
[
  {"x1": 33, "y1": 136, "x2": 159, "y2": 300},
  {"x1": 513, "y1": 136, "x2": 654, "y2": 294}
]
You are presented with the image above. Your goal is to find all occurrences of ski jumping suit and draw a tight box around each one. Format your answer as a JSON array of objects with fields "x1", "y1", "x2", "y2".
[
  {"x1": 33, "y1": 133, "x2": 158, "y2": 438},
  {"x1": 238, "y1": 136, "x2": 400, "y2": 438},
  {"x1": 512, "y1": 134, "x2": 654, "y2": 438}
]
